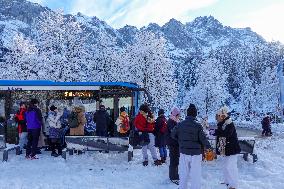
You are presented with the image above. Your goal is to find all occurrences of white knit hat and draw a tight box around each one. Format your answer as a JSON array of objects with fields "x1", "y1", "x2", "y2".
[{"x1": 217, "y1": 106, "x2": 229, "y2": 117}]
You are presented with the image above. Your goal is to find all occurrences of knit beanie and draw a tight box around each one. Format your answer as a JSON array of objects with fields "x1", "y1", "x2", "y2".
[
  {"x1": 171, "y1": 107, "x2": 181, "y2": 116},
  {"x1": 187, "y1": 104, "x2": 197, "y2": 117},
  {"x1": 158, "y1": 109, "x2": 165, "y2": 116}
]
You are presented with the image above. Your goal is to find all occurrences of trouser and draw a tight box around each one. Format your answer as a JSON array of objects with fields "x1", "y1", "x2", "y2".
[
  {"x1": 26, "y1": 128, "x2": 41, "y2": 157},
  {"x1": 142, "y1": 133, "x2": 157, "y2": 161},
  {"x1": 96, "y1": 130, "x2": 108, "y2": 137},
  {"x1": 159, "y1": 146, "x2": 167, "y2": 158},
  {"x1": 179, "y1": 153, "x2": 202, "y2": 189},
  {"x1": 18, "y1": 132, "x2": 28, "y2": 150},
  {"x1": 50, "y1": 138, "x2": 62, "y2": 155},
  {"x1": 169, "y1": 145, "x2": 179, "y2": 180},
  {"x1": 223, "y1": 155, "x2": 238, "y2": 188},
  {"x1": 262, "y1": 127, "x2": 272, "y2": 136}
]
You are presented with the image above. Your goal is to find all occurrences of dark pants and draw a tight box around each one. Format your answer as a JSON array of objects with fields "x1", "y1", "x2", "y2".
[
  {"x1": 262, "y1": 127, "x2": 272, "y2": 136},
  {"x1": 168, "y1": 145, "x2": 179, "y2": 180},
  {"x1": 159, "y1": 147, "x2": 167, "y2": 158},
  {"x1": 50, "y1": 138, "x2": 62, "y2": 155},
  {"x1": 96, "y1": 130, "x2": 108, "y2": 137},
  {"x1": 26, "y1": 128, "x2": 41, "y2": 157}
]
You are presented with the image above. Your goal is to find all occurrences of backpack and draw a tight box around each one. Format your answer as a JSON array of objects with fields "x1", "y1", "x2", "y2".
[
  {"x1": 121, "y1": 116, "x2": 130, "y2": 131},
  {"x1": 68, "y1": 112, "x2": 79, "y2": 128}
]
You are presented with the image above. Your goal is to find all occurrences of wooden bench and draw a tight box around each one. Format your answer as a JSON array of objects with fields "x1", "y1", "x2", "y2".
[
  {"x1": 208, "y1": 136, "x2": 258, "y2": 163},
  {"x1": 0, "y1": 135, "x2": 21, "y2": 161},
  {"x1": 63, "y1": 136, "x2": 133, "y2": 161}
]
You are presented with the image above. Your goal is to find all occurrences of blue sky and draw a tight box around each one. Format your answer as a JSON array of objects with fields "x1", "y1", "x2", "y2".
[{"x1": 30, "y1": 0, "x2": 284, "y2": 43}]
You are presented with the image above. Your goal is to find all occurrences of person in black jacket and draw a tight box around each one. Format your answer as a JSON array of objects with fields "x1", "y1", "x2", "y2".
[
  {"x1": 171, "y1": 104, "x2": 211, "y2": 189},
  {"x1": 93, "y1": 105, "x2": 111, "y2": 137},
  {"x1": 215, "y1": 106, "x2": 241, "y2": 189},
  {"x1": 155, "y1": 109, "x2": 168, "y2": 163},
  {"x1": 261, "y1": 115, "x2": 272, "y2": 136},
  {"x1": 166, "y1": 107, "x2": 181, "y2": 185}
]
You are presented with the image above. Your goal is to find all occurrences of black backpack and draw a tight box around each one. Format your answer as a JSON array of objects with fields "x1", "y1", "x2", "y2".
[{"x1": 68, "y1": 112, "x2": 79, "y2": 128}]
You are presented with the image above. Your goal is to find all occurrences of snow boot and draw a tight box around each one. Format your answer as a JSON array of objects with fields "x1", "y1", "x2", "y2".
[
  {"x1": 170, "y1": 179, "x2": 179, "y2": 185},
  {"x1": 51, "y1": 152, "x2": 59, "y2": 157},
  {"x1": 154, "y1": 159, "x2": 162, "y2": 166},
  {"x1": 30, "y1": 155, "x2": 39, "y2": 160},
  {"x1": 143, "y1": 161, "x2": 148, "y2": 166}
]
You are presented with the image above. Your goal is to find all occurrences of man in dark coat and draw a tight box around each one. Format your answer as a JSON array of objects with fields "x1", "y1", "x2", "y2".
[
  {"x1": 155, "y1": 109, "x2": 167, "y2": 163},
  {"x1": 93, "y1": 105, "x2": 111, "y2": 137},
  {"x1": 171, "y1": 104, "x2": 211, "y2": 189},
  {"x1": 215, "y1": 106, "x2": 241, "y2": 189}
]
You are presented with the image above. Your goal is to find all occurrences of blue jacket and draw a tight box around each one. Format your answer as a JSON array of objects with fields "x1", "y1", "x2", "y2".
[{"x1": 25, "y1": 105, "x2": 43, "y2": 130}]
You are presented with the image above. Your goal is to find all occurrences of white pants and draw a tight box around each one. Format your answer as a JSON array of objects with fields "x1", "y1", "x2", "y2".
[
  {"x1": 223, "y1": 155, "x2": 238, "y2": 188},
  {"x1": 142, "y1": 133, "x2": 158, "y2": 161},
  {"x1": 19, "y1": 132, "x2": 28, "y2": 150},
  {"x1": 179, "y1": 153, "x2": 202, "y2": 189}
]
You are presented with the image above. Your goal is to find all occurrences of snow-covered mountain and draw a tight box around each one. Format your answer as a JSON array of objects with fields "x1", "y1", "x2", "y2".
[{"x1": 0, "y1": 0, "x2": 283, "y2": 115}]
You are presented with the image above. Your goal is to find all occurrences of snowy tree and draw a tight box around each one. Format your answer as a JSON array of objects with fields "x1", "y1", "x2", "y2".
[
  {"x1": 124, "y1": 31, "x2": 178, "y2": 110},
  {"x1": 32, "y1": 9, "x2": 92, "y2": 81},
  {"x1": 255, "y1": 66, "x2": 280, "y2": 114},
  {"x1": 183, "y1": 57, "x2": 230, "y2": 116},
  {"x1": 1, "y1": 33, "x2": 38, "y2": 79},
  {"x1": 90, "y1": 30, "x2": 121, "y2": 82}
]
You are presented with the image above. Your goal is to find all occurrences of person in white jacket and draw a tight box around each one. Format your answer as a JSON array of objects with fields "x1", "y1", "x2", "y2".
[{"x1": 47, "y1": 105, "x2": 63, "y2": 157}]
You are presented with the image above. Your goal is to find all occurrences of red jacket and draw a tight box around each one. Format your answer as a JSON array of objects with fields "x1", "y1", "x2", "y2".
[
  {"x1": 134, "y1": 112, "x2": 154, "y2": 132},
  {"x1": 15, "y1": 108, "x2": 27, "y2": 133}
]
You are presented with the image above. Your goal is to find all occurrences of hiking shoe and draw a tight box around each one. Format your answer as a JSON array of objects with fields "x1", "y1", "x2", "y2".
[
  {"x1": 51, "y1": 152, "x2": 59, "y2": 157},
  {"x1": 30, "y1": 155, "x2": 39, "y2": 160},
  {"x1": 170, "y1": 179, "x2": 179, "y2": 185},
  {"x1": 154, "y1": 160, "x2": 162, "y2": 166},
  {"x1": 143, "y1": 161, "x2": 148, "y2": 166},
  {"x1": 161, "y1": 157, "x2": 166, "y2": 164}
]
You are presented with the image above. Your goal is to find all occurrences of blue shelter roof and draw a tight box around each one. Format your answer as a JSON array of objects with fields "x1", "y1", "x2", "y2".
[{"x1": 0, "y1": 80, "x2": 139, "y2": 89}]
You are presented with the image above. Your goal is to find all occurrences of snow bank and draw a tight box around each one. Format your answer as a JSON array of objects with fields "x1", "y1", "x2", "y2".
[{"x1": 0, "y1": 135, "x2": 283, "y2": 189}]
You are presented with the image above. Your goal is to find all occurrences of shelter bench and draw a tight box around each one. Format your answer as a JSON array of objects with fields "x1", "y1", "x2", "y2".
[
  {"x1": 62, "y1": 136, "x2": 133, "y2": 161},
  {"x1": 0, "y1": 135, "x2": 21, "y2": 161},
  {"x1": 208, "y1": 136, "x2": 258, "y2": 163}
]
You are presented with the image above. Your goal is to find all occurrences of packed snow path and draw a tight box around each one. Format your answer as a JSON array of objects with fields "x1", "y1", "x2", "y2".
[{"x1": 0, "y1": 134, "x2": 282, "y2": 189}]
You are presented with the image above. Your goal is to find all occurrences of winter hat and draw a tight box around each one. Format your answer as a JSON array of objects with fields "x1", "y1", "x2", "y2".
[
  {"x1": 139, "y1": 104, "x2": 150, "y2": 113},
  {"x1": 50, "y1": 105, "x2": 57, "y2": 111},
  {"x1": 120, "y1": 106, "x2": 126, "y2": 112},
  {"x1": 171, "y1": 107, "x2": 181, "y2": 116},
  {"x1": 217, "y1": 106, "x2": 229, "y2": 117},
  {"x1": 30, "y1": 98, "x2": 39, "y2": 105},
  {"x1": 19, "y1": 102, "x2": 26, "y2": 107},
  {"x1": 99, "y1": 105, "x2": 105, "y2": 110},
  {"x1": 158, "y1": 109, "x2": 165, "y2": 116},
  {"x1": 187, "y1": 104, "x2": 197, "y2": 117}
]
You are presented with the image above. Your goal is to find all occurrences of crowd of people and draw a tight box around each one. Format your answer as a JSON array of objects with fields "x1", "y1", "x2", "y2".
[
  {"x1": 133, "y1": 103, "x2": 241, "y2": 189},
  {"x1": 13, "y1": 98, "x2": 271, "y2": 189},
  {"x1": 14, "y1": 98, "x2": 131, "y2": 159}
]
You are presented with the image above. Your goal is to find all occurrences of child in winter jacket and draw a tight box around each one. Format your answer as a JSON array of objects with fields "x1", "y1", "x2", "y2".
[
  {"x1": 115, "y1": 107, "x2": 130, "y2": 137},
  {"x1": 155, "y1": 109, "x2": 168, "y2": 163},
  {"x1": 47, "y1": 105, "x2": 63, "y2": 157}
]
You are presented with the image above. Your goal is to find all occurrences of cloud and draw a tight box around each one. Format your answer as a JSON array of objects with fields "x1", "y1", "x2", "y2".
[
  {"x1": 69, "y1": 0, "x2": 218, "y2": 28},
  {"x1": 232, "y1": 2, "x2": 284, "y2": 43}
]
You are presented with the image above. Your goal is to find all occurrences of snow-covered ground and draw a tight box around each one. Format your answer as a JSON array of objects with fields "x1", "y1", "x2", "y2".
[{"x1": 0, "y1": 130, "x2": 283, "y2": 189}]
